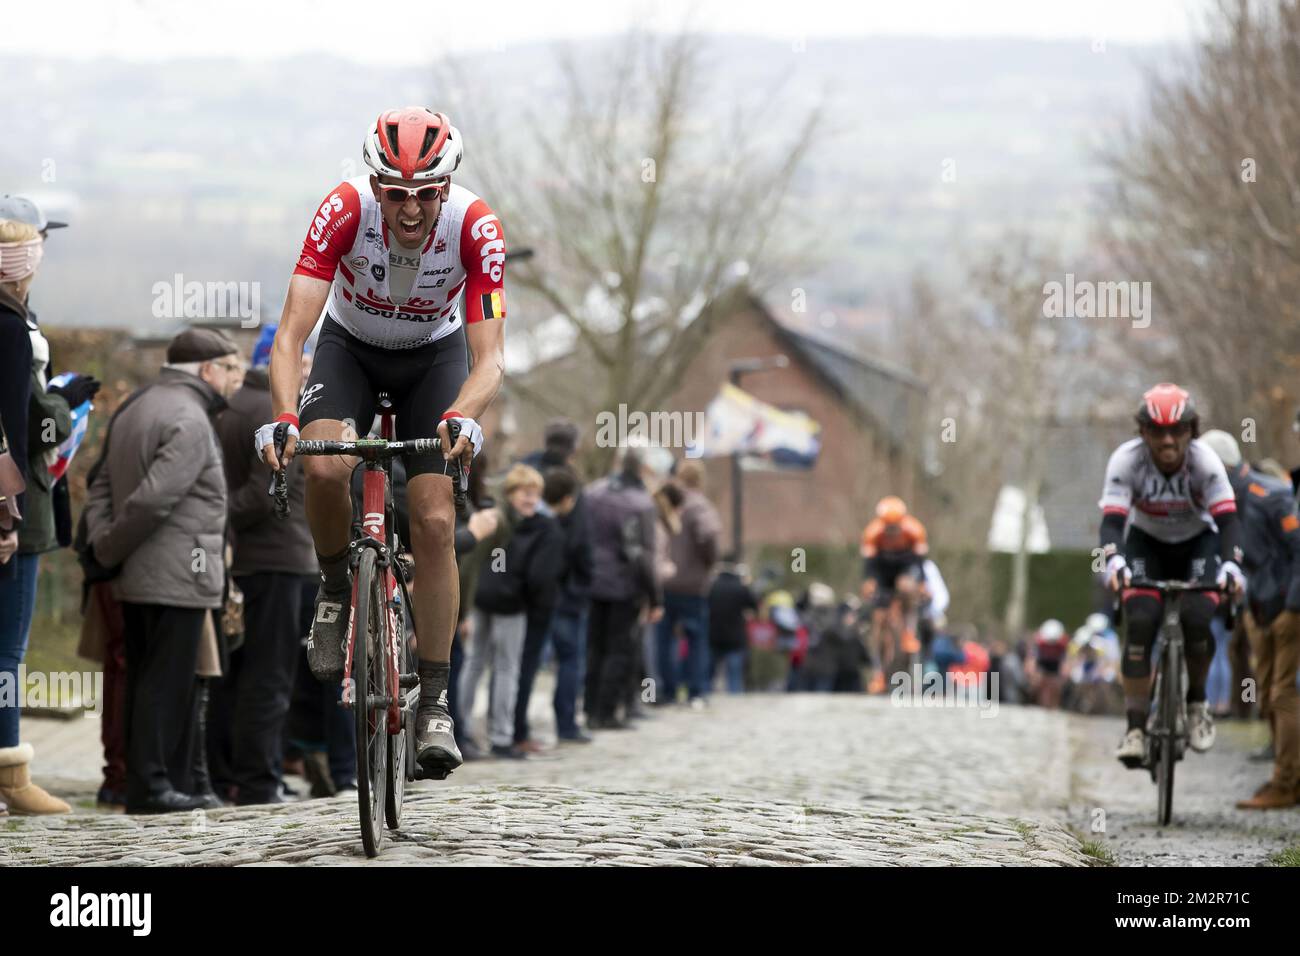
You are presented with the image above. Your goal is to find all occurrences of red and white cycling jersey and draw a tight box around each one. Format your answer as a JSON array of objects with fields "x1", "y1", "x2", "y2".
[
  {"x1": 293, "y1": 177, "x2": 506, "y2": 349},
  {"x1": 1098, "y1": 437, "x2": 1236, "y2": 543}
]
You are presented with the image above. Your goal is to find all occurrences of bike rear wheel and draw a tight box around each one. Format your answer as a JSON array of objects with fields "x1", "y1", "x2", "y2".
[
  {"x1": 1155, "y1": 639, "x2": 1182, "y2": 826},
  {"x1": 354, "y1": 548, "x2": 388, "y2": 857}
]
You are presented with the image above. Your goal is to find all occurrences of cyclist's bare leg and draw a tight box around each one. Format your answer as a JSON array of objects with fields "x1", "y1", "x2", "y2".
[
  {"x1": 299, "y1": 418, "x2": 357, "y2": 561},
  {"x1": 1121, "y1": 676, "x2": 1152, "y2": 713},
  {"x1": 406, "y1": 473, "x2": 458, "y2": 663},
  {"x1": 298, "y1": 418, "x2": 360, "y2": 679},
  {"x1": 406, "y1": 473, "x2": 462, "y2": 773},
  {"x1": 870, "y1": 606, "x2": 887, "y2": 664}
]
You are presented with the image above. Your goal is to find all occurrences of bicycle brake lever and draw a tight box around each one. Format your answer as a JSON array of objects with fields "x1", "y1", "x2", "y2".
[
  {"x1": 271, "y1": 422, "x2": 290, "y2": 520},
  {"x1": 445, "y1": 420, "x2": 470, "y2": 520}
]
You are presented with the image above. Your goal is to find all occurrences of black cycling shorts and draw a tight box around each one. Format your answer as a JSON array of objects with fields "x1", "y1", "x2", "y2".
[
  {"x1": 1124, "y1": 525, "x2": 1219, "y2": 585},
  {"x1": 864, "y1": 552, "x2": 924, "y2": 608},
  {"x1": 299, "y1": 316, "x2": 467, "y2": 479}
]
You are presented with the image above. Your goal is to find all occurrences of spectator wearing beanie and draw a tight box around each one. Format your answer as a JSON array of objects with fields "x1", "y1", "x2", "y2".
[{"x1": 83, "y1": 328, "x2": 243, "y2": 814}]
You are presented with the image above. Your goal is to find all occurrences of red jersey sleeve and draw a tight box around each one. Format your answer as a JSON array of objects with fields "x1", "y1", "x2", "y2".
[
  {"x1": 293, "y1": 181, "x2": 361, "y2": 282},
  {"x1": 459, "y1": 198, "x2": 506, "y2": 324}
]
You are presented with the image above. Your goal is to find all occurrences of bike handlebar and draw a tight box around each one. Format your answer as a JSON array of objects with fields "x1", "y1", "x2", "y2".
[
  {"x1": 270, "y1": 421, "x2": 469, "y2": 522},
  {"x1": 1127, "y1": 578, "x2": 1226, "y2": 593},
  {"x1": 292, "y1": 438, "x2": 443, "y2": 457}
]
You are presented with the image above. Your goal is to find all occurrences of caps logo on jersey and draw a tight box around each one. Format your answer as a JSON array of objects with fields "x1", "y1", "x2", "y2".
[
  {"x1": 480, "y1": 289, "x2": 506, "y2": 320},
  {"x1": 350, "y1": 256, "x2": 369, "y2": 270},
  {"x1": 299, "y1": 254, "x2": 319, "y2": 273}
]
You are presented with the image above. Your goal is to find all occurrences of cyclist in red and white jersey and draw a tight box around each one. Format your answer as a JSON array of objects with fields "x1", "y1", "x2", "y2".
[
  {"x1": 1098, "y1": 383, "x2": 1245, "y2": 767},
  {"x1": 256, "y1": 107, "x2": 507, "y2": 778}
]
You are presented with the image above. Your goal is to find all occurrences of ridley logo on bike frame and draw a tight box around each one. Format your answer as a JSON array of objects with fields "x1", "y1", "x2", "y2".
[{"x1": 363, "y1": 512, "x2": 385, "y2": 536}]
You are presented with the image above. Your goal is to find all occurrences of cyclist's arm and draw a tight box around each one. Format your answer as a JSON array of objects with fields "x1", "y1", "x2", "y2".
[
  {"x1": 269, "y1": 274, "x2": 330, "y2": 423},
  {"x1": 1202, "y1": 453, "x2": 1240, "y2": 567},
  {"x1": 452, "y1": 318, "x2": 505, "y2": 422},
  {"x1": 1099, "y1": 511, "x2": 1126, "y2": 555},
  {"x1": 1098, "y1": 444, "x2": 1132, "y2": 557},
  {"x1": 1214, "y1": 508, "x2": 1241, "y2": 565},
  {"x1": 446, "y1": 198, "x2": 507, "y2": 426},
  {"x1": 265, "y1": 181, "x2": 359, "y2": 449}
]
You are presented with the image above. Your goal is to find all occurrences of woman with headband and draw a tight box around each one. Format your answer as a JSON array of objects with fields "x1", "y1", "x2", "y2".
[{"x1": 0, "y1": 218, "x2": 72, "y2": 815}]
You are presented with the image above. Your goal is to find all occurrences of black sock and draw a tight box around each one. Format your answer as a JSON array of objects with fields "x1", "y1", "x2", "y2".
[
  {"x1": 317, "y1": 547, "x2": 350, "y2": 591},
  {"x1": 418, "y1": 660, "x2": 450, "y2": 713},
  {"x1": 1126, "y1": 709, "x2": 1146, "y2": 732},
  {"x1": 1186, "y1": 688, "x2": 1206, "y2": 705}
]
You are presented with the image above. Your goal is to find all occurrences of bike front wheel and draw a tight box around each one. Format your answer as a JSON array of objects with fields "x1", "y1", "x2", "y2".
[
  {"x1": 1155, "y1": 639, "x2": 1182, "y2": 826},
  {"x1": 385, "y1": 572, "x2": 417, "y2": 830},
  {"x1": 353, "y1": 548, "x2": 388, "y2": 857}
]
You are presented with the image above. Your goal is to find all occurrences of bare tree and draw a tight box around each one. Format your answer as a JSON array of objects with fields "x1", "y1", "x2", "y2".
[
  {"x1": 901, "y1": 234, "x2": 1123, "y2": 638},
  {"x1": 438, "y1": 29, "x2": 823, "y2": 469},
  {"x1": 1103, "y1": 0, "x2": 1300, "y2": 455}
]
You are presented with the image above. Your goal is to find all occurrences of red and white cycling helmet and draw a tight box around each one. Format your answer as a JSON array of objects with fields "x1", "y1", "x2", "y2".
[
  {"x1": 1135, "y1": 382, "x2": 1198, "y2": 431},
  {"x1": 362, "y1": 107, "x2": 463, "y2": 182}
]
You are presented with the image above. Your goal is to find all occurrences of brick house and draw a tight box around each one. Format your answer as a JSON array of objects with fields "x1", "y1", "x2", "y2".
[{"x1": 495, "y1": 289, "x2": 933, "y2": 553}]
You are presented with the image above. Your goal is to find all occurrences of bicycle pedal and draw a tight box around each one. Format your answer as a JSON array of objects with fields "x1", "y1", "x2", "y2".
[{"x1": 413, "y1": 765, "x2": 453, "y2": 782}]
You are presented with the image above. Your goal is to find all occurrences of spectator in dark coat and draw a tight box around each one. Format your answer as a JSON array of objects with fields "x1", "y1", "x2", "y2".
[
  {"x1": 522, "y1": 424, "x2": 598, "y2": 743},
  {"x1": 512, "y1": 466, "x2": 584, "y2": 751},
  {"x1": 83, "y1": 328, "x2": 244, "y2": 814},
  {"x1": 1202, "y1": 430, "x2": 1300, "y2": 809},
  {"x1": 656, "y1": 459, "x2": 721, "y2": 707},
  {"x1": 210, "y1": 328, "x2": 318, "y2": 805},
  {"x1": 546, "y1": 465, "x2": 595, "y2": 742},
  {"x1": 584, "y1": 449, "x2": 662, "y2": 729},
  {"x1": 707, "y1": 554, "x2": 756, "y2": 694}
]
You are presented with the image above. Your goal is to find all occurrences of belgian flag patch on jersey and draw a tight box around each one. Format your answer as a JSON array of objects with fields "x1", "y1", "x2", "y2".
[{"x1": 481, "y1": 289, "x2": 506, "y2": 320}]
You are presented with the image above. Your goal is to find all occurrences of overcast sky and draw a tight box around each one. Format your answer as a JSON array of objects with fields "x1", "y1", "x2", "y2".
[{"x1": 5, "y1": 0, "x2": 1209, "y2": 62}]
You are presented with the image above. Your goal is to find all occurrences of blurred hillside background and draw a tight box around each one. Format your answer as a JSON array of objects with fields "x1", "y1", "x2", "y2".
[{"x1": 10, "y1": 0, "x2": 1300, "y2": 655}]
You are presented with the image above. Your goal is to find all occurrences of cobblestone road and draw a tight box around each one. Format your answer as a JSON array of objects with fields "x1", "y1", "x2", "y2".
[
  {"x1": 4, "y1": 690, "x2": 1291, "y2": 866},
  {"x1": 1066, "y1": 712, "x2": 1300, "y2": 866},
  {"x1": 4, "y1": 693, "x2": 1087, "y2": 866}
]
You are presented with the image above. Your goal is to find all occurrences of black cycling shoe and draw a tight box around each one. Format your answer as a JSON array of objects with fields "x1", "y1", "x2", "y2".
[
  {"x1": 414, "y1": 706, "x2": 462, "y2": 780},
  {"x1": 306, "y1": 580, "x2": 350, "y2": 681}
]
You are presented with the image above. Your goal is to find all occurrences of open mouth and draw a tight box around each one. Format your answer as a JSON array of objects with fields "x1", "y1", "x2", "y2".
[{"x1": 397, "y1": 214, "x2": 423, "y2": 242}]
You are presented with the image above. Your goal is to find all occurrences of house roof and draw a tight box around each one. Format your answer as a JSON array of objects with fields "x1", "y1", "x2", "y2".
[{"x1": 742, "y1": 292, "x2": 927, "y2": 454}]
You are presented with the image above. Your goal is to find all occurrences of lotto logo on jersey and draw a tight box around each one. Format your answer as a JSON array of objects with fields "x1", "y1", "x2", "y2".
[
  {"x1": 469, "y1": 212, "x2": 505, "y2": 283},
  {"x1": 481, "y1": 289, "x2": 506, "y2": 320}
]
